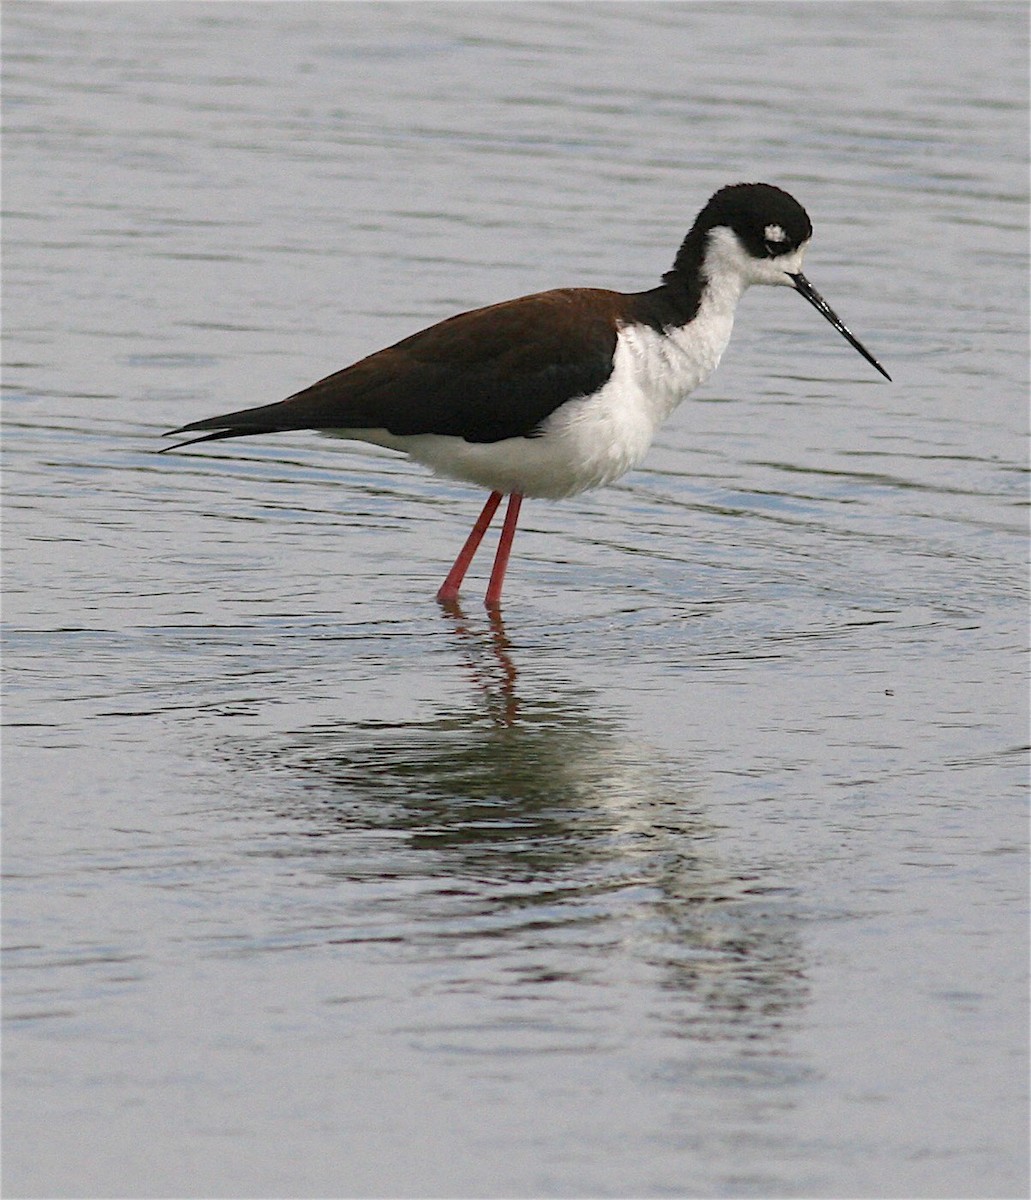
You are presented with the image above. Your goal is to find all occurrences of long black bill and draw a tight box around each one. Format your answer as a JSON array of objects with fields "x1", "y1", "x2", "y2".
[{"x1": 789, "y1": 272, "x2": 891, "y2": 381}]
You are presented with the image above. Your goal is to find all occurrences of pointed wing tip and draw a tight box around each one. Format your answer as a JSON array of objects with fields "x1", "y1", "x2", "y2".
[{"x1": 156, "y1": 428, "x2": 240, "y2": 453}]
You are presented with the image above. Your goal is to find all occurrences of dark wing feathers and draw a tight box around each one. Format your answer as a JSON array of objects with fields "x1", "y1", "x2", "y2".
[{"x1": 162, "y1": 288, "x2": 621, "y2": 450}]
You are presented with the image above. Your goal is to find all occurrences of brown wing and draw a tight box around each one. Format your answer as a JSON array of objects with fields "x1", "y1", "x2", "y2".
[{"x1": 163, "y1": 288, "x2": 623, "y2": 449}]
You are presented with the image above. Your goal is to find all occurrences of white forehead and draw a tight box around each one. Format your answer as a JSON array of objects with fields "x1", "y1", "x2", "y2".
[{"x1": 764, "y1": 224, "x2": 787, "y2": 243}]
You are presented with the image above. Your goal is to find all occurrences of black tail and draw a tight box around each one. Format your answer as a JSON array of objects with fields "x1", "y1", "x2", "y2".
[
  {"x1": 157, "y1": 391, "x2": 320, "y2": 451},
  {"x1": 158, "y1": 424, "x2": 274, "y2": 453}
]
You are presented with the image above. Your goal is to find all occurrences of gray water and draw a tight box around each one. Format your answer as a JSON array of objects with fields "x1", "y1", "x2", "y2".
[{"x1": 3, "y1": 3, "x2": 1028, "y2": 1197}]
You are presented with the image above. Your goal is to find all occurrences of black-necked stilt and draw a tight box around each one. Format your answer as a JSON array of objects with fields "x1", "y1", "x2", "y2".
[{"x1": 163, "y1": 182, "x2": 890, "y2": 607}]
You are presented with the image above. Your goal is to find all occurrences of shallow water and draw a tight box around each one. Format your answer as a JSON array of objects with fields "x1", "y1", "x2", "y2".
[{"x1": 3, "y1": 3, "x2": 1028, "y2": 1197}]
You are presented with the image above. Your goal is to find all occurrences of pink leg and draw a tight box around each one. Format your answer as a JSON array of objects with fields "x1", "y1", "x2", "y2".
[
  {"x1": 485, "y1": 493, "x2": 522, "y2": 609},
  {"x1": 436, "y1": 491, "x2": 503, "y2": 602}
]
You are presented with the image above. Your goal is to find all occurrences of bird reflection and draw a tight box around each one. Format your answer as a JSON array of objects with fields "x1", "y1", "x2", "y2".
[
  {"x1": 241, "y1": 608, "x2": 809, "y2": 1033},
  {"x1": 294, "y1": 644, "x2": 677, "y2": 880},
  {"x1": 273, "y1": 600, "x2": 701, "y2": 882}
]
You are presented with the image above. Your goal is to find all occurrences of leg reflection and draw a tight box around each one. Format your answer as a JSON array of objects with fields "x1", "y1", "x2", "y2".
[{"x1": 437, "y1": 597, "x2": 519, "y2": 727}]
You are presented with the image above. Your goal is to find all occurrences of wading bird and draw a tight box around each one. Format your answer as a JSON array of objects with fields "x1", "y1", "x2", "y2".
[{"x1": 163, "y1": 182, "x2": 890, "y2": 607}]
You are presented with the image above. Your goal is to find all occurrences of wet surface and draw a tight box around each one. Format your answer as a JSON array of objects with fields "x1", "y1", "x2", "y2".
[{"x1": 3, "y1": 3, "x2": 1028, "y2": 1196}]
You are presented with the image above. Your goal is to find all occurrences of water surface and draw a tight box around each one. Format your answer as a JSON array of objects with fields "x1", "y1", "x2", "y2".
[{"x1": 3, "y1": 3, "x2": 1028, "y2": 1197}]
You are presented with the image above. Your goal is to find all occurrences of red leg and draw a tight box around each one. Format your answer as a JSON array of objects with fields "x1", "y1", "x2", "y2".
[
  {"x1": 436, "y1": 491, "x2": 503, "y2": 602},
  {"x1": 485, "y1": 493, "x2": 522, "y2": 609}
]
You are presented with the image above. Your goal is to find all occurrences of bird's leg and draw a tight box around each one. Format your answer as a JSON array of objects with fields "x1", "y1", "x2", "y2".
[
  {"x1": 484, "y1": 492, "x2": 523, "y2": 609},
  {"x1": 436, "y1": 491, "x2": 503, "y2": 602}
]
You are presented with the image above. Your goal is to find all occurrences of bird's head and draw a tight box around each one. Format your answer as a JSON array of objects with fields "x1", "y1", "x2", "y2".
[{"x1": 674, "y1": 182, "x2": 890, "y2": 379}]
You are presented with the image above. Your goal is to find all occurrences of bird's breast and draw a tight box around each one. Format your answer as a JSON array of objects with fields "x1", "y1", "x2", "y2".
[
  {"x1": 519, "y1": 316, "x2": 730, "y2": 496},
  {"x1": 613, "y1": 315, "x2": 732, "y2": 418}
]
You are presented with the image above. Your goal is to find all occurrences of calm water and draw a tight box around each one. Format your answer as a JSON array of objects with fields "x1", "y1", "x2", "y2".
[{"x1": 3, "y1": 3, "x2": 1028, "y2": 1197}]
